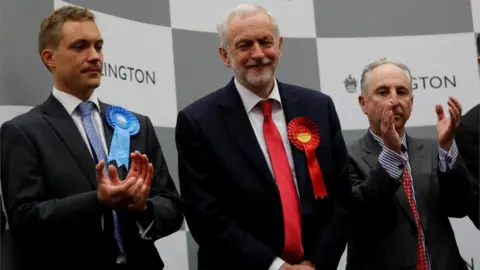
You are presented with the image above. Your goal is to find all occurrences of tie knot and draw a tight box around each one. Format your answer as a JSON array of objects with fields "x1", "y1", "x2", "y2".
[
  {"x1": 260, "y1": 99, "x2": 273, "y2": 117},
  {"x1": 77, "y1": 101, "x2": 94, "y2": 117}
]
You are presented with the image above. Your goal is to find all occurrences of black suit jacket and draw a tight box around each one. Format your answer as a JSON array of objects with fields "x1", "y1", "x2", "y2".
[
  {"x1": 346, "y1": 132, "x2": 476, "y2": 270},
  {"x1": 455, "y1": 104, "x2": 480, "y2": 229},
  {"x1": 0, "y1": 94, "x2": 183, "y2": 269},
  {"x1": 1, "y1": 195, "x2": 5, "y2": 235},
  {"x1": 175, "y1": 78, "x2": 352, "y2": 270}
]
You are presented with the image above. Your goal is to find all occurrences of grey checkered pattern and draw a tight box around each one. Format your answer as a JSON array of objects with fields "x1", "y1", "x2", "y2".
[{"x1": 1, "y1": 0, "x2": 480, "y2": 269}]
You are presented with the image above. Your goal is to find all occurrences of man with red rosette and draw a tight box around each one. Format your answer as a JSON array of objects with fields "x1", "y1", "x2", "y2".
[
  {"x1": 175, "y1": 4, "x2": 352, "y2": 270},
  {"x1": 346, "y1": 58, "x2": 476, "y2": 270}
]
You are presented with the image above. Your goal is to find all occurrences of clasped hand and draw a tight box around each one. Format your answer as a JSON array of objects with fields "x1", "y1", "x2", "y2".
[
  {"x1": 281, "y1": 260, "x2": 316, "y2": 270},
  {"x1": 96, "y1": 150, "x2": 153, "y2": 212}
]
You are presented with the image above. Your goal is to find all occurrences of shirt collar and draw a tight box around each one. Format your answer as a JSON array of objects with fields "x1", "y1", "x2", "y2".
[
  {"x1": 52, "y1": 86, "x2": 101, "y2": 116},
  {"x1": 369, "y1": 128, "x2": 408, "y2": 151},
  {"x1": 234, "y1": 77, "x2": 282, "y2": 112}
]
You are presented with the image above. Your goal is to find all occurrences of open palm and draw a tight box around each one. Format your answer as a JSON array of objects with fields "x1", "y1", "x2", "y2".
[{"x1": 436, "y1": 97, "x2": 462, "y2": 149}]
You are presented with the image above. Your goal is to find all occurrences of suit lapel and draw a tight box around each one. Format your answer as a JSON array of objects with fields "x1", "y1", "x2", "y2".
[
  {"x1": 40, "y1": 94, "x2": 97, "y2": 188},
  {"x1": 277, "y1": 82, "x2": 313, "y2": 205},
  {"x1": 218, "y1": 79, "x2": 277, "y2": 191},
  {"x1": 405, "y1": 136, "x2": 430, "y2": 232},
  {"x1": 360, "y1": 133, "x2": 418, "y2": 227},
  {"x1": 99, "y1": 101, "x2": 113, "y2": 152}
]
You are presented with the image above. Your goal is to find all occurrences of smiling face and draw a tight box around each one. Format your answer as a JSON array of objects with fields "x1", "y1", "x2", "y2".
[
  {"x1": 359, "y1": 63, "x2": 414, "y2": 136},
  {"x1": 41, "y1": 19, "x2": 103, "y2": 100},
  {"x1": 218, "y1": 13, "x2": 283, "y2": 97}
]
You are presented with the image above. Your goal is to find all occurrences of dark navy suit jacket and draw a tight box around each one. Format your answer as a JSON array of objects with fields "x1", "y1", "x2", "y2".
[{"x1": 175, "y1": 78, "x2": 353, "y2": 270}]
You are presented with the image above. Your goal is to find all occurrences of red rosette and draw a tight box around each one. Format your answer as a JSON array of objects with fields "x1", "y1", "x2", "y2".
[{"x1": 288, "y1": 117, "x2": 327, "y2": 199}]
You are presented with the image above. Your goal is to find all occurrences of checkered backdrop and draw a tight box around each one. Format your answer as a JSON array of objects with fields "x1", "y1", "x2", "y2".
[{"x1": 1, "y1": 0, "x2": 480, "y2": 269}]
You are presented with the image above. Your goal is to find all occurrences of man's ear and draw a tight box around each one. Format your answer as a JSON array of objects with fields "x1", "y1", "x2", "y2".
[
  {"x1": 41, "y1": 48, "x2": 55, "y2": 71},
  {"x1": 359, "y1": 95, "x2": 368, "y2": 115},
  {"x1": 218, "y1": 47, "x2": 232, "y2": 68}
]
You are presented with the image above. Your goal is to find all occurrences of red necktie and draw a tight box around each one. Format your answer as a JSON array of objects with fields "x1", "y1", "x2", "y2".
[
  {"x1": 403, "y1": 168, "x2": 428, "y2": 270},
  {"x1": 260, "y1": 99, "x2": 304, "y2": 263}
]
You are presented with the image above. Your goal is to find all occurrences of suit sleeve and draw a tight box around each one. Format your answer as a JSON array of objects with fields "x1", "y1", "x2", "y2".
[
  {"x1": 349, "y1": 152, "x2": 404, "y2": 209},
  {"x1": 455, "y1": 108, "x2": 480, "y2": 228},
  {"x1": 305, "y1": 96, "x2": 353, "y2": 269},
  {"x1": 455, "y1": 105, "x2": 479, "y2": 182},
  {"x1": 436, "y1": 143, "x2": 477, "y2": 219},
  {"x1": 175, "y1": 110, "x2": 278, "y2": 269},
  {"x1": 141, "y1": 116, "x2": 184, "y2": 240},
  {"x1": 0, "y1": 121, "x2": 105, "y2": 237},
  {"x1": 1, "y1": 195, "x2": 5, "y2": 235}
]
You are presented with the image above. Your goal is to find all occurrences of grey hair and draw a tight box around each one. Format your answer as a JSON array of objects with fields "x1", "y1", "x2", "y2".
[
  {"x1": 216, "y1": 4, "x2": 280, "y2": 48},
  {"x1": 360, "y1": 58, "x2": 413, "y2": 94}
]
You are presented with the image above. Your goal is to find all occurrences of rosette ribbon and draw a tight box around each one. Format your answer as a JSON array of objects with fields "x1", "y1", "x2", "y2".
[
  {"x1": 106, "y1": 106, "x2": 139, "y2": 170},
  {"x1": 287, "y1": 117, "x2": 327, "y2": 199}
]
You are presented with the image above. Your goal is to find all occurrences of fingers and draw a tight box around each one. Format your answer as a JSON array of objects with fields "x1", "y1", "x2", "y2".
[
  {"x1": 144, "y1": 163, "x2": 153, "y2": 188},
  {"x1": 108, "y1": 176, "x2": 137, "y2": 200},
  {"x1": 95, "y1": 160, "x2": 106, "y2": 184},
  {"x1": 128, "y1": 151, "x2": 148, "y2": 178},
  {"x1": 447, "y1": 97, "x2": 460, "y2": 125},
  {"x1": 140, "y1": 154, "x2": 149, "y2": 180},
  {"x1": 127, "y1": 178, "x2": 144, "y2": 197},
  {"x1": 449, "y1": 96, "x2": 462, "y2": 115},
  {"x1": 435, "y1": 104, "x2": 444, "y2": 121},
  {"x1": 381, "y1": 101, "x2": 393, "y2": 135},
  {"x1": 388, "y1": 108, "x2": 394, "y2": 131},
  {"x1": 129, "y1": 151, "x2": 139, "y2": 176},
  {"x1": 126, "y1": 179, "x2": 150, "y2": 211},
  {"x1": 107, "y1": 164, "x2": 121, "y2": 185}
]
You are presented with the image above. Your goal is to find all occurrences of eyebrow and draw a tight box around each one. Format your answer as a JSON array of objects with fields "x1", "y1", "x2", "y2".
[
  {"x1": 375, "y1": 84, "x2": 408, "y2": 90},
  {"x1": 237, "y1": 37, "x2": 270, "y2": 47},
  {"x1": 70, "y1": 38, "x2": 104, "y2": 44}
]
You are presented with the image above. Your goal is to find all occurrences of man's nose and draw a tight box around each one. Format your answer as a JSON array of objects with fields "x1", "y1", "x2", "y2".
[
  {"x1": 251, "y1": 43, "x2": 265, "y2": 59},
  {"x1": 87, "y1": 46, "x2": 100, "y2": 61}
]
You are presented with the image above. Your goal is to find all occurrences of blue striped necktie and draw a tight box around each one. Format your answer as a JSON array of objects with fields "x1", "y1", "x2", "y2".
[{"x1": 77, "y1": 101, "x2": 125, "y2": 256}]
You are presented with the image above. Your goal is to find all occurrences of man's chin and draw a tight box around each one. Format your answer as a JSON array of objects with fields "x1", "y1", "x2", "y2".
[
  {"x1": 84, "y1": 80, "x2": 101, "y2": 90},
  {"x1": 245, "y1": 72, "x2": 273, "y2": 85}
]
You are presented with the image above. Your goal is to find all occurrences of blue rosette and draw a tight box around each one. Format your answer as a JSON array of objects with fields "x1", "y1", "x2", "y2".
[{"x1": 106, "y1": 106, "x2": 139, "y2": 170}]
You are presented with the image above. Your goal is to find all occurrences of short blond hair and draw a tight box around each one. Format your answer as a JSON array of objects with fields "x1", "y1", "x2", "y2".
[{"x1": 38, "y1": 6, "x2": 95, "y2": 55}]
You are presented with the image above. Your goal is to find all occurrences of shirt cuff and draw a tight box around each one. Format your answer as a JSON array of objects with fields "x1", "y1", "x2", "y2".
[
  {"x1": 103, "y1": 214, "x2": 154, "y2": 240},
  {"x1": 136, "y1": 220, "x2": 155, "y2": 240},
  {"x1": 379, "y1": 147, "x2": 408, "y2": 182},
  {"x1": 438, "y1": 140, "x2": 459, "y2": 172},
  {"x1": 269, "y1": 257, "x2": 286, "y2": 270}
]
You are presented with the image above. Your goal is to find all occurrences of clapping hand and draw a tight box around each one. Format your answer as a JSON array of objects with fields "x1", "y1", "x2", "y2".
[
  {"x1": 95, "y1": 160, "x2": 136, "y2": 209},
  {"x1": 436, "y1": 96, "x2": 462, "y2": 151},
  {"x1": 380, "y1": 100, "x2": 402, "y2": 153},
  {"x1": 124, "y1": 151, "x2": 153, "y2": 212},
  {"x1": 95, "y1": 151, "x2": 153, "y2": 212}
]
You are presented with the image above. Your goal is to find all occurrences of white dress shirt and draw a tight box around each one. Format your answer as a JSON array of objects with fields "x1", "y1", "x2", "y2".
[
  {"x1": 234, "y1": 78, "x2": 300, "y2": 270},
  {"x1": 52, "y1": 87, "x2": 154, "y2": 241}
]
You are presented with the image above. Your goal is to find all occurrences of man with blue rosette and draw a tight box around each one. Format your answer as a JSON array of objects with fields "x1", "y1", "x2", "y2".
[{"x1": 0, "y1": 6, "x2": 183, "y2": 270}]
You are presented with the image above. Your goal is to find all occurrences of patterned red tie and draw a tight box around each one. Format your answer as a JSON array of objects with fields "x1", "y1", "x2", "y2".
[
  {"x1": 260, "y1": 99, "x2": 304, "y2": 263},
  {"x1": 403, "y1": 168, "x2": 428, "y2": 270}
]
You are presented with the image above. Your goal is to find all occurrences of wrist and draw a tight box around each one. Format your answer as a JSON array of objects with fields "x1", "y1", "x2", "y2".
[
  {"x1": 135, "y1": 200, "x2": 153, "y2": 219},
  {"x1": 439, "y1": 140, "x2": 453, "y2": 151},
  {"x1": 384, "y1": 143, "x2": 401, "y2": 153}
]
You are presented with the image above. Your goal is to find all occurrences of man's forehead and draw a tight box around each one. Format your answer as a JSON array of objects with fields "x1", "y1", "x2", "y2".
[
  {"x1": 60, "y1": 20, "x2": 101, "y2": 41},
  {"x1": 228, "y1": 14, "x2": 274, "y2": 34}
]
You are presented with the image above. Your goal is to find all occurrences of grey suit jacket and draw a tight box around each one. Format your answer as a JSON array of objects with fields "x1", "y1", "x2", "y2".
[{"x1": 345, "y1": 132, "x2": 476, "y2": 270}]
